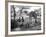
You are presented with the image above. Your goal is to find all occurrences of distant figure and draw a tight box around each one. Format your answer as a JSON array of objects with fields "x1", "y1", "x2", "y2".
[
  {"x1": 17, "y1": 17, "x2": 21, "y2": 22},
  {"x1": 22, "y1": 17, "x2": 24, "y2": 22}
]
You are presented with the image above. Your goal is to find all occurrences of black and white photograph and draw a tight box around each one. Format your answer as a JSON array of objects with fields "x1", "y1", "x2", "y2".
[
  {"x1": 11, "y1": 5, "x2": 41, "y2": 31},
  {"x1": 8, "y1": 2, "x2": 44, "y2": 35}
]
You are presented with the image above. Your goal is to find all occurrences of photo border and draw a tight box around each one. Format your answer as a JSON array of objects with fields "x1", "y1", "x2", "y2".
[{"x1": 5, "y1": 1, "x2": 45, "y2": 36}]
